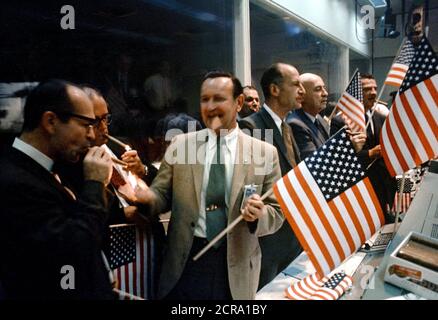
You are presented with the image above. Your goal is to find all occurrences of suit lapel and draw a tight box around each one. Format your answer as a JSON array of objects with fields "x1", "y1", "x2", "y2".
[
  {"x1": 10, "y1": 148, "x2": 76, "y2": 202},
  {"x1": 191, "y1": 130, "x2": 208, "y2": 210},
  {"x1": 260, "y1": 108, "x2": 292, "y2": 167},
  {"x1": 297, "y1": 109, "x2": 325, "y2": 146},
  {"x1": 229, "y1": 132, "x2": 250, "y2": 219}
]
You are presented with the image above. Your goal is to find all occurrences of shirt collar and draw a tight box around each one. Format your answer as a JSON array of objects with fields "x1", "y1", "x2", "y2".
[
  {"x1": 263, "y1": 103, "x2": 284, "y2": 131},
  {"x1": 207, "y1": 126, "x2": 239, "y2": 152},
  {"x1": 304, "y1": 111, "x2": 317, "y2": 123},
  {"x1": 12, "y1": 137, "x2": 54, "y2": 172}
]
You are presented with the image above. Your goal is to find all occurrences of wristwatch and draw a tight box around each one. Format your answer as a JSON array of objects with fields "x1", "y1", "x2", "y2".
[{"x1": 142, "y1": 164, "x2": 149, "y2": 177}]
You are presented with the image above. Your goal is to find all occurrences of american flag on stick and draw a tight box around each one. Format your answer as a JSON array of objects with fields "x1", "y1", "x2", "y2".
[
  {"x1": 273, "y1": 128, "x2": 384, "y2": 277},
  {"x1": 336, "y1": 70, "x2": 366, "y2": 132},
  {"x1": 109, "y1": 224, "x2": 156, "y2": 299},
  {"x1": 384, "y1": 39, "x2": 416, "y2": 88},
  {"x1": 381, "y1": 36, "x2": 438, "y2": 177},
  {"x1": 285, "y1": 272, "x2": 352, "y2": 300}
]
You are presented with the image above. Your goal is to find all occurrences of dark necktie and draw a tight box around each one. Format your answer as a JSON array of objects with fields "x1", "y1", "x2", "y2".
[
  {"x1": 205, "y1": 136, "x2": 227, "y2": 248},
  {"x1": 314, "y1": 117, "x2": 329, "y2": 140},
  {"x1": 52, "y1": 172, "x2": 77, "y2": 201},
  {"x1": 111, "y1": 167, "x2": 127, "y2": 189},
  {"x1": 281, "y1": 121, "x2": 297, "y2": 167}
]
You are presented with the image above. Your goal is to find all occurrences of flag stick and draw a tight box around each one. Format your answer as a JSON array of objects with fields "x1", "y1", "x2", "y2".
[
  {"x1": 193, "y1": 188, "x2": 274, "y2": 261},
  {"x1": 327, "y1": 69, "x2": 360, "y2": 122},
  {"x1": 393, "y1": 172, "x2": 407, "y2": 234}
]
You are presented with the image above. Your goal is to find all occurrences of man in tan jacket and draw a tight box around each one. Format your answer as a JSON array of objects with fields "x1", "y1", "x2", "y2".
[{"x1": 134, "y1": 71, "x2": 283, "y2": 300}]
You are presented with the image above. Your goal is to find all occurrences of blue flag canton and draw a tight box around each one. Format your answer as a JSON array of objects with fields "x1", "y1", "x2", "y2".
[
  {"x1": 347, "y1": 71, "x2": 363, "y2": 103},
  {"x1": 109, "y1": 225, "x2": 136, "y2": 270},
  {"x1": 400, "y1": 36, "x2": 438, "y2": 93},
  {"x1": 304, "y1": 129, "x2": 365, "y2": 201},
  {"x1": 323, "y1": 272, "x2": 347, "y2": 289},
  {"x1": 395, "y1": 40, "x2": 416, "y2": 65}
]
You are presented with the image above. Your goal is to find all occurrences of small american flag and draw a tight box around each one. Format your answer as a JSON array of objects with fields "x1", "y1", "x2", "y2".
[
  {"x1": 381, "y1": 36, "x2": 438, "y2": 177},
  {"x1": 387, "y1": 193, "x2": 412, "y2": 215},
  {"x1": 285, "y1": 272, "x2": 352, "y2": 300},
  {"x1": 384, "y1": 39, "x2": 416, "y2": 88},
  {"x1": 336, "y1": 70, "x2": 365, "y2": 132},
  {"x1": 109, "y1": 224, "x2": 155, "y2": 299},
  {"x1": 273, "y1": 128, "x2": 384, "y2": 277}
]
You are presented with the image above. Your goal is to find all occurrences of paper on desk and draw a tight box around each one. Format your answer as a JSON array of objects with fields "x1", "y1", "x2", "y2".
[{"x1": 283, "y1": 251, "x2": 367, "y2": 279}]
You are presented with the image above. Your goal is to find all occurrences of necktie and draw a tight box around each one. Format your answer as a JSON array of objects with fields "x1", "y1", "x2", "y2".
[
  {"x1": 52, "y1": 172, "x2": 77, "y2": 201},
  {"x1": 111, "y1": 167, "x2": 127, "y2": 189},
  {"x1": 314, "y1": 117, "x2": 329, "y2": 140},
  {"x1": 205, "y1": 136, "x2": 227, "y2": 248},
  {"x1": 281, "y1": 121, "x2": 297, "y2": 167}
]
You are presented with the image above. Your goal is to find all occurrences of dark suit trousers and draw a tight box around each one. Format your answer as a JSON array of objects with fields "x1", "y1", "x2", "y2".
[
  {"x1": 258, "y1": 222, "x2": 302, "y2": 289},
  {"x1": 165, "y1": 237, "x2": 232, "y2": 300}
]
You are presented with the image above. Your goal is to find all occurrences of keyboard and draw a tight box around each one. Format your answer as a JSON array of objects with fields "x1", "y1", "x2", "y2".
[{"x1": 373, "y1": 232, "x2": 393, "y2": 247}]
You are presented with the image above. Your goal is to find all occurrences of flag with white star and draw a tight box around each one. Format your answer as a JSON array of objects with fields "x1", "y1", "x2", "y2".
[
  {"x1": 274, "y1": 128, "x2": 384, "y2": 277},
  {"x1": 285, "y1": 272, "x2": 353, "y2": 300},
  {"x1": 336, "y1": 70, "x2": 366, "y2": 132},
  {"x1": 381, "y1": 36, "x2": 438, "y2": 177},
  {"x1": 384, "y1": 39, "x2": 416, "y2": 88}
]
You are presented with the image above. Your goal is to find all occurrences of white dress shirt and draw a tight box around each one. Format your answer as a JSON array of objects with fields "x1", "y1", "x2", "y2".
[
  {"x1": 12, "y1": 137, "x2": 54, "y2": 172},
  {"x1": 263, "y1": 103, "x2": 285, "y2": 135},
  {"x1": 194, "y1": 127, "x2": 239, "y2": 238}
]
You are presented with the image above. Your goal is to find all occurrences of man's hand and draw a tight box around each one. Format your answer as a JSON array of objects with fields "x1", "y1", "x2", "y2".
[
  {"x1": 124, "y1": 206, "x2": 148, "y2": 228},
  {"x1": 368, "y1": 145, "x2": 382, "y2": 159},
  {"x1": 347, "y1": 130, "x2": 367, "y2": 152},
  {"x1": 241, "y1": 194, "x2": 267, "y2": 222},
  {"x1": 83, "y1": 146, "x2": 112, "y2": 186},
  {"x1": 121, "y1": 150, "x2": 147, "y2": 177}
]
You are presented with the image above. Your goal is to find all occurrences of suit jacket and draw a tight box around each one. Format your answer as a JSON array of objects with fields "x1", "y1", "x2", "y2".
[
  {"x1": 143, "y1": 128, "x2": 283, "y2": 300},
  {"x1": 287, "y1": 109, "x2": 329, "y2": 160},
  {"x1": 0, "y1": 148, "x2": 114, "y2": 299},
  {"x1": 239, "y1": 107, "x2": 301, "y2": 175},
  {"x1": 330, "y1": 112, "x2": 397, "y2": 212}
]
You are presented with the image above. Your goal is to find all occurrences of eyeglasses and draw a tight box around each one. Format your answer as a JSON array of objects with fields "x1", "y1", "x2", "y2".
[
  {"x1": 56, "y1": 112, "x2": 98, "y2": 129},
  {"x1": 94, "y1": 114, "x2": 112, "y2": 126}
]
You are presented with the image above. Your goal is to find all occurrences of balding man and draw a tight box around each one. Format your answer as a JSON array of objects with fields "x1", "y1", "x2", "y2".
[
  {"x1": 286, "y1": 73, "x2": 330, "y2": 160},
  {"x1": 0, "y1": 79, "x2": 114, "y2": 299},
  {"x1": 239, "y1": 63, "x2": 305, "y2": 289}
]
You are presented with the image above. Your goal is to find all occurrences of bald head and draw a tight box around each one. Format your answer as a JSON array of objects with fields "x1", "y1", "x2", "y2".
[{"x1": 299, "y1": 73, "x2": 328, "y2": 116}]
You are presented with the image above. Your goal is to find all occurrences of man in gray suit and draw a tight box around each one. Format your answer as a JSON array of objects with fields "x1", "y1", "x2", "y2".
[
  {"x1": 287, "y1": 73, "x2": 330, "y2": 160},
  {"x1": 133, "y1": 71, "x2": 283, "y2": 300}
]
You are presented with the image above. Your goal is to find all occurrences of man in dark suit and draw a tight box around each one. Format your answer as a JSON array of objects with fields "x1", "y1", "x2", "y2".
[
  {"x1": 0, "y1": 79, "x2": 114, "y2": 299},
  {"x1": 287, "y1": 73, "x2": 330, "y2": 160},
  {"x1": 239, "y1": 63, "x2": 305, "y2": 289},
  {"x1": 330, "y1": 73, "x2": 396, "y2": 217}
]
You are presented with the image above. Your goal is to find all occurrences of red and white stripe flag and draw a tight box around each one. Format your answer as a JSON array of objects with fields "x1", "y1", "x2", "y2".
[
  {"x1": 381, "y1": 36, "x2": 438, "y2": 177},
  {"x1": 336, "y1": 70, "x2": 366, "y2": 132},
  {"x1": 285, "y1": 272, "x2": 353, "y2": 300},
  {"x1": 273, "y1": 129, "x2": 384, "y2": 277},
  {"x1": 384, "y1": 39, "x2": 416, "y2": 88},
  {"x1": 110, "y1": 224, "x2": 156, "y2": 299}
]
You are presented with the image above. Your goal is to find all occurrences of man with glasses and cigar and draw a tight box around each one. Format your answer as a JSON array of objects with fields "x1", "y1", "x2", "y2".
[{"x1": 0, "y1": 79, "x2": 115, "y2": 299}]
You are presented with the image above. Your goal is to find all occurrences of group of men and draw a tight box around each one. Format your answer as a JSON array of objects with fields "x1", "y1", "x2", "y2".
[{"x1": 0, "y1": 61, "x2": 395, "y2": 300}]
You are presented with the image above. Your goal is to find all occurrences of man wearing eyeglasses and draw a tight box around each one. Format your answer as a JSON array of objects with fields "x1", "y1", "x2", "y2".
[{"x1": 0, "y1": 79, "x2": 115, "y2": 299}]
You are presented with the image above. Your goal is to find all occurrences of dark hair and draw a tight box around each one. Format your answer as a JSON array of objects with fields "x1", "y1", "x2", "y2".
[
  {"x1": 22, "y1": 79, "x2": 80, "y2": 131},
  {"x1": 202, "y1": 70, "x2": 243, "y2": 98},
  {"x1": 260, "y1": 63, "x2": 284, "y2": 99},
  {"x1": 361, "y1": 73, "x2": 375, "y2": 80}
]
